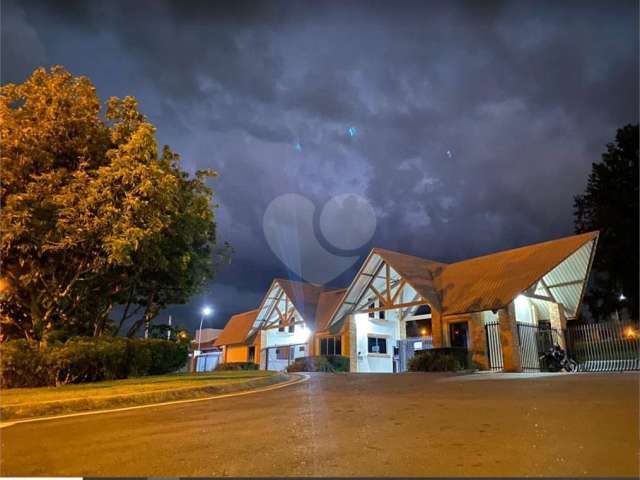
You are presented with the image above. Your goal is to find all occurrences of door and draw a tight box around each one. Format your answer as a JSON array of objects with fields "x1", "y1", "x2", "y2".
[
  {"x1": 247, "y1": 346, "x2": 255, "y2": 363},
  {"x1": 449, "y1": 321, "x2": 469, "y2": 348}
]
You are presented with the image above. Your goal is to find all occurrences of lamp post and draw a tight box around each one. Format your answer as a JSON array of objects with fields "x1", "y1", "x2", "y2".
[{"x1": 195, "y1": 307, "x2": 213, "y2": 371}]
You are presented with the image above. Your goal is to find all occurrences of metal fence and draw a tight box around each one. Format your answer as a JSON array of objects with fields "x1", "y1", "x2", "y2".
[
  {"x1": 516, "y1": 323, "x2": 542, "y2": 372},
  {"x1": 565, "y1": 321, "x2": 640, "y2": 372},
  {"x1": 484, "y1": 321, "x2": 503, "y2": 371}
]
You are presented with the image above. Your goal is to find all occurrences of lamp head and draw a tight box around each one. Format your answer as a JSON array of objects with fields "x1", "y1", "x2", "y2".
[{"x1": 202, "y1": 307, "x2": 213, "y2": 316}]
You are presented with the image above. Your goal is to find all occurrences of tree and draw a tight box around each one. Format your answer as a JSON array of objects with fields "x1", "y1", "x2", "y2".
[
  {"x1": 574, "y1": 124, "x2": 639, "y2": 320},
  {"x1": 0, "y1": 66, "x2": 226, "y2": 341}
]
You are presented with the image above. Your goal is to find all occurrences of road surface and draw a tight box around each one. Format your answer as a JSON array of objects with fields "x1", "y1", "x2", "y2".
[{"x1": 1, "y1": 372, "x2": 637, "y2": 477}]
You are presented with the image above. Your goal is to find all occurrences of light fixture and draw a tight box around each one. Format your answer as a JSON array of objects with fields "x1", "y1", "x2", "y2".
[
  {"x1": 619, "y1": 293, "x2": 627, "y2": 301},
  {"x1": 202, "y1": 307, "x2": 213, "y2": 316}
]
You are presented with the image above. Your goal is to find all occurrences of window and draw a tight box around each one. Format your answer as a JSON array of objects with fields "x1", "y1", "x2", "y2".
[
  {"x1": 319, "y1": 336, "x2": 341, "y2": 355},
  {"x1": 276, "y1": 347, "x2": 289, "y2": 360},
  {"x1": 288, "y1": 322, "x2": 295, "y2": 333},
  {"x1": 278, "y1": 320, "x2": 284, "y2": 332},
  {"x1": 247, "y1": 346, "x2": 255, "y2": 362},
  {"x1": 367, "y1": 336, "x2": 387, "y2": 354},
  {"x1": 299, "y1": 345, "x2": 305, "y2": 352},
  {"x1": 368, "y1": 302, "x2": 385, "y2": 320}
]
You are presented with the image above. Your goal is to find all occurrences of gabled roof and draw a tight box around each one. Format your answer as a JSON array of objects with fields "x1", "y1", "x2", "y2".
[
  {"x1": 213, "y1": 309, "x2": 259, "y2": 347},
  {"x1": 372, "y1": 249, "x2": 446, "y2": 311},
  {"x1": 192, "y1": 328, "x2": 223, "y2": 344},
  {"x1": 326, "y1": 231, "x2": 598, "y2": 326},
  {"x1": 274, "y1": 278, "x2": 328, "y2": 324},
  {"x1": 439, "y1": 231, "x2": 598, "y2": 317},
  {"x1": 314, "y1": 288, "x2": 348, "y2": 334}
]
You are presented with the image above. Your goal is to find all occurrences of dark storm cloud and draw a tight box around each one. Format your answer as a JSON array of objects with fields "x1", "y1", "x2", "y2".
[{"x1": 2, "y1": 0, "x2": 638, "y2": 330}]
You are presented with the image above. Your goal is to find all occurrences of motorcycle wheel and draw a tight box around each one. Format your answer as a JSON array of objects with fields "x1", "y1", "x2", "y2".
[{"x1": 565, "y1": 359, "x2": 578, "y2": 373}]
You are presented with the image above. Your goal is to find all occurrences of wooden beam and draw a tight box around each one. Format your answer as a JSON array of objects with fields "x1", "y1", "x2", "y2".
[
  {"x1": 356, "y1": 300, "x2": 426, "y2": 314},
  {"x1": 352, "y1": 260, "x2": 386, "y2": 311},
  {"x1": 390, "y1": 279, "x2": 406, "y2": 305},
  {"x1": 523, "y1": 293, "x2": 555, "y2": 302},
  {"x1": 369, "y1": 284, "x2": 388, "y2": 307},
  {"x1": 385, "y1": 263, "x2": 391, "y2": 304},
  {"x1": 546, "y1": 279, "x2": 584, "y2": 289}
]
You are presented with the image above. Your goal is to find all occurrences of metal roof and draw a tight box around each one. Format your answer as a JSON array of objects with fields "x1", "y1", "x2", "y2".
[
  {"x1": 213, "y1": 309, "x2": 259, "y2": 347},
  {"x1": 326, "y1": 231, "x2": 599, "y2": 326}
]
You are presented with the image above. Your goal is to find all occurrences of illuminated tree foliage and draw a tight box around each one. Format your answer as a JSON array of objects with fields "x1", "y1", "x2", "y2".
[
  {"x1": 1, "y1": 66, "x2": 226, "y2": 341},
  {"x1": 574, "y1": 124, "x2": 639, "y2": 321}
]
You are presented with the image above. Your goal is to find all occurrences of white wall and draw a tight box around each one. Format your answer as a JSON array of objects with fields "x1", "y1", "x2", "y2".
[
  {"x1": 354, "y1": 311, "x2": 400, "y2": 373},
  {"x1": 260, "y1": 326, "x2": 311, "y2": 371},
  {"x1": 514, "y1": 295, "x2": 536, "y2": 325},
  {"x1": 263, "y1": 343, "x2": 307, "y2": 371},
  {"x1": 262, "y1": 323, "x2": 312, "y2": 349}
]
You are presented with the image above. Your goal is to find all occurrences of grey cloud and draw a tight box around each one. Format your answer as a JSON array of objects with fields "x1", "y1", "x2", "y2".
[{"x1": 2, "y1": 0, "x2": 637, "y2": 330}]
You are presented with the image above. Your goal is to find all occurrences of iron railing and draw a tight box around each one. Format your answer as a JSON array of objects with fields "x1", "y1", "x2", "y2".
[
  {"x1": 484, "y1": 321, "x2": 503, "y2": 371},
  {"x1": 565, "y1": 321, "x2": 640, "y2": 372}
]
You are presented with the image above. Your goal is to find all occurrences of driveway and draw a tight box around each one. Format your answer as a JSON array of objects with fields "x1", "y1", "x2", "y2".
[{"x1": 1, "y1": 372, "x2": 637, "y2": 477}]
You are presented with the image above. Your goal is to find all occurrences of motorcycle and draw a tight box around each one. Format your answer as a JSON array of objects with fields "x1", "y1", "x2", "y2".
[{"x1": 539, "y1": 344, "x2": 578, "y2": 372}]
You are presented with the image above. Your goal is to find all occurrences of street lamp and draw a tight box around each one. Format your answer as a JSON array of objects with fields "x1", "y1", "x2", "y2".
[
  {"x1": 197, "y1": 306, "x2": 213, "y2": 354},
  {"x1": 194, "y1": 306, "x2": 213, "y2": 373}
]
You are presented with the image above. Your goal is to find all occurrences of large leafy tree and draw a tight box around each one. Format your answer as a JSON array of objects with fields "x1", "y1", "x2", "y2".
[
  {"x1": 1, "y1": 66, "x2": 225, "y2": 341},
  {"x1": 574, "y1": 124, "x2": 639, "y2": 320}
]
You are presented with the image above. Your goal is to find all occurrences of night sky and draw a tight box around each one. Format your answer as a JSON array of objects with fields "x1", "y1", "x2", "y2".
[{"x1": 3, "y1": 0, "x2": 638, "y2": 332}]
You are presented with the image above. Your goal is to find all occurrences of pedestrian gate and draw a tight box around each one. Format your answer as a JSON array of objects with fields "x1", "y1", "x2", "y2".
[{"x1": 485, "y1": 321, "x2": 560, "y2": 372}]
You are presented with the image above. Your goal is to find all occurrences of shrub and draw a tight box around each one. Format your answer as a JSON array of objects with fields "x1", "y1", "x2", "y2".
[
  {"x1": 286, "y1": 355, "x2": 350, "y2": 373},
  {"x1": 0, "y1": 339, "x2": 52, "y2": 388},
  {"x1": 215, "y1": 362, "x2": 258, "y2": 371},
  {"x1": 408, "y1": 350, "x2": 463, "y2": 372},
  {"x1": 0, "y1": 337, "x2": 189, "y2": 388}
]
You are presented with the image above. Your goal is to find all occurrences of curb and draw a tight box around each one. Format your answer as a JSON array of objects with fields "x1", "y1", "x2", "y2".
[{"x1": 0, "y1": 373, "x2": 308, "y2": 428}]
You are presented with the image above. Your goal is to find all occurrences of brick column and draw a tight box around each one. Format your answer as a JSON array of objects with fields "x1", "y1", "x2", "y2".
[
  {"x1": 498, "y1": 302, "x2": 522, "y2": 372},
  {"x1": 431, "y1": 309, "x2": 444, "y2": 348},
  {"x1": 548, "y1": 302, "x2": 567, "y2": 349},
  {"x1": 469, "y1": 312, "x2": 489, "y2": 370}
]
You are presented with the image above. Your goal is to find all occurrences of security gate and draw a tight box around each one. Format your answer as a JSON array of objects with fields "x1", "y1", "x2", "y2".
[
  {"x1": 485, "y1": 321, "x2": 560, "y2": 372},
  {"x1": 485, "y1": 321, "x2": 503, "y2": 371}
]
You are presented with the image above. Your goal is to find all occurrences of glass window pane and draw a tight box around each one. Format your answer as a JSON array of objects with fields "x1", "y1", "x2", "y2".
[
  {"x1": 336, "y1": 337, "x2": 342, "y2": 355},
  {"x1": 320, "y1": 338, "x2": 328, "y2": 355}
]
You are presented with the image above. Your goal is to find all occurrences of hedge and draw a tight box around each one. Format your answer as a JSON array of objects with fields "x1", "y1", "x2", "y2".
[
  {"x1": 408, "y1": 348, "x2": 469, "y2": 372},
  {"x1": 215, "y1": 362, "x2": 258, "y2": 371},
  {"x1": 0, "y1": 337, "x2": 188, "y2": 388},
  {"x1": 286, "y1": 355, "x2": 350, "y2": 372}
]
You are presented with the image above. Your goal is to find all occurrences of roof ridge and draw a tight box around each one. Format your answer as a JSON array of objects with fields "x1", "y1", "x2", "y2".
[
  {"x1": 444, "y1": 231, "x2": 598, "y2": 268},
  {"x1": 371, "y1": 247, "x2": 448, "y2": 266}
]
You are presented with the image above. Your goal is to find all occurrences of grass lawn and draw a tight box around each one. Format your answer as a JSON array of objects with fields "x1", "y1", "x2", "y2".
[{"x1": 0, "y1": 370, "x2": 284, "y2": 421}]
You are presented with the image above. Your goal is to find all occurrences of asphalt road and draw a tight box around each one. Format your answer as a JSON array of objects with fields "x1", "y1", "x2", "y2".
[{"x1": 1, "y1": 372, "x2": 637, "y2": 477}]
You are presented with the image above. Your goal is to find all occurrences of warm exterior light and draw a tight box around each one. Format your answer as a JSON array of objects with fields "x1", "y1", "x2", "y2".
[
  {"x1": 623, "y1": 327, "x2": 637, "y2": 339},
  {"x1": 202, "y1": 307, "x2": 212, "y2": 316},
  {"x1": 420, "y1": 328, "x2": 428, "y2": 336}
]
